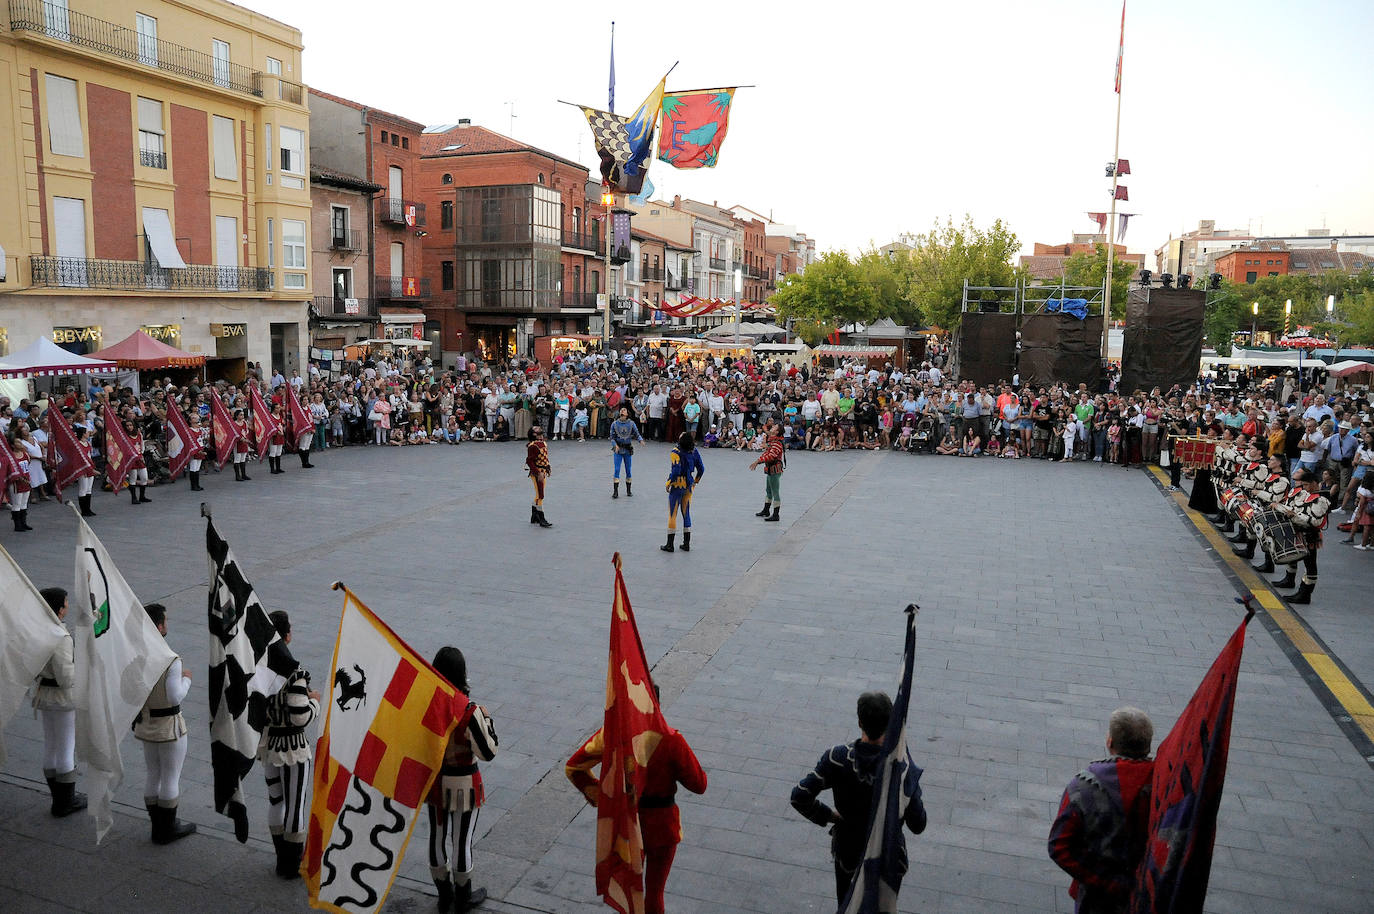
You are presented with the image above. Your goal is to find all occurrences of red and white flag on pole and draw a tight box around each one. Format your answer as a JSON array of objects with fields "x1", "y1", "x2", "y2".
[
  {"x1": 0, "y1": 433, "x2": 26, "y2": 508},
  {"x1": 1115, "y1": 1, "x2": 1126, "y2": 93},
  {"x1": 103, "y1": 419, "x2": 139, "y2": 494},
  {"x1": 284, "y1": 384, "x2": 313, "y2": 452},
  {"x1": 248, "y1": 385, "x2": 279, "y2": 462},
  {"x1": 48, "y1": 416, "x2": 94, "y2": 501},
  {"x1": 164, "y1": 402, "x2": 196, "y2": 481},
  {"x1": 209, "y1": 393, "x2": 241, "y2": 470}
]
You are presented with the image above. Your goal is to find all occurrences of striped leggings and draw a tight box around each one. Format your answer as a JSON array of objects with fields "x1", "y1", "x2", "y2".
[
  {"x1": 264, "y1": 760, "x2": 312, "y2": 841},
  {"x1": 428, "y1": 805, "x2": 480, "y2": 880}
]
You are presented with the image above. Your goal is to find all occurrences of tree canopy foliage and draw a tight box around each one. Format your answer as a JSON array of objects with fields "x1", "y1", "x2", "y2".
[
  {"x1": 1203, "y1": 268, "x2": 1374, "y2": 354},
  {"x1": 1061, "y1": 244, "x2": 1132, "y2": 320}
]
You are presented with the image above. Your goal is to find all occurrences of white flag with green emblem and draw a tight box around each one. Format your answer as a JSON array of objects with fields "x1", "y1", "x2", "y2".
[
  {"x1": 0, "y1": 543, "x2": 68, "y2": 767},
  {"x1": 72, "y1": 513, "x2": 176, "y2": 842}
]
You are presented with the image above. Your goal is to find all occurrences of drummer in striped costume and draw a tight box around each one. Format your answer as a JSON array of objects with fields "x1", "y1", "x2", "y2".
[
  {"x1": 427, "y1": 646, "x2": 499, "y2": 913},
  {"x1": 1224, "y1": 443, "x2": 1270, "y2": 543},
  {"x1": 1233, "y1": 456, "x2": 1291, "y2": 574},
  {"x1": 1270, "y1": 467, "x2": 1330, "y2": 605},
  {"x1": 259, "y1": 611, "x2": 319, "y2": 879}
]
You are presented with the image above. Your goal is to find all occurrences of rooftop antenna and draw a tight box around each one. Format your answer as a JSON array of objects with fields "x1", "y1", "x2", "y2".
[{"x1": 506, "y1": 101, "x2": 517, "y2": 136}]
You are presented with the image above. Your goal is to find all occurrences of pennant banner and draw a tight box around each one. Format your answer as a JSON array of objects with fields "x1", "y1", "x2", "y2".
[
  {"x1": 249, "y1": 385, "x2": 280, "y2": 462},
  {"x1": 48, "y1": 416, "x2": 94, "y2": 501},
  {"x1": 210, "y1": 393, "x2": 242, "y2": 470},
  {"x1": 165, "y1": 401, "x2": 195, "y2": 482},
  {"x1": 1115, "y1": 0, "x2": 1126, "y2": 94},
  {"x1": 103, "y1": 418, "x2": 139, "y2": 494},
  {"x1": 581, "y1": 75, "x2": 666, "y2": 194},
  {"x1": 0, "y1": 543, "x2": 69, "y2": 767},
  {"x1": 1114, "y1": 185, "x2": 1129, "y2": 201},
  {"x1": 1130, "y1": 610, "x2": 1251, "y2": 914},
  {"x1": 0, "y1": 433, "x2": 24, "y2": 507},
  {"x1": 1088, "y1": 212, "x2": 1108, "y2": 232},
  {"x1": 658, "y1": 89, "x2": 735, "y2": 169},
  {"x1": 839, "y1": 606, "x2": 925, "y2": 914},
  {"x1": 286, "y1": 384, "x2": 314, "y2": 452},
  {"x1": 305, "y1": 585, "x2": 466, "y2": 914},
  {"x1": 207, "y1": 517, "x2": 285, "y2": 842},
  {"x1": 1118, "y1": 213, "x2": 1134, "y2": 243},
  {"x1": 73, "y1": 513, "x2": 177, "y2": 842}
]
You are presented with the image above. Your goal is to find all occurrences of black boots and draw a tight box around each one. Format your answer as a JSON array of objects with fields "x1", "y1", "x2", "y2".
[
  {"x1": 189, "y1": 471, "x2": 202, "y2": 491},
  {"x1": 613, "y1": 481, "x2": 620, "y2": 499},
  {"x1": 131, "y1": 487, "x2": 140, "y2": 505},
  {"x1": 1253, "y1": 553, "x2": 1275, "y2": 574},
  {"x1": 46, "y1": 776, "x2": 87, "y2": 817},
  {"x1": 235, "y1": 463, "x2": 251, "y2": 481},
  {"x1": 274, "y1": 834, "x2": 302, "y2": 879},
  {"x1": 661, "y1": 533, "x2": 675, "y2": 552},
  {"x1": 1232, "y1": 539, "x2": 1255, "y2": 560},
  {"x1": 151, "y1": 803, "x2": 196, "y2": 844},
  {"x1": 455, "y1": 882, "x2": 487, "y2": 912},
  {"x1": 1272, "y1": 568, "x2": 1297, "y2": 590},
  {"x1": 536, "y1": 508, "x2": 552, "y2": 528},
  {"x1": 11, "y1": 510, "x2": 26, "y2": 532},
  {"x1": 756, "y1": 502, "x2": 771, "y2": 517},
  {"x1": 530, "y1": 505, "x2": 539, "y2": 524},
  {"x1": 435, "y1": 877, "x2": 455, "y2": 913},
  {"x1": 79, "y1": 494, "x2": 97, "y2": 516},
  {"x1": 680, "y1": 531, "x2": 691, "y2": 552},
  {"x1": 625, "y1": 480, "x2": 632, "y2": 497},
  {"x1": 19, "y1": 509, "x2": 32, "y2": 531},
  {"x1": 138, "y1": 486, "x2": 151, "y2": 503},
  {"x1": 300, "y1": 451, "x2": 314, "y2": 468},
  {"x1": 765, "y1": 506, "x2": 781, "y2": 522},
  {"x1": 1287, "y1": 579, "x2": 1315, "y2": 605}
]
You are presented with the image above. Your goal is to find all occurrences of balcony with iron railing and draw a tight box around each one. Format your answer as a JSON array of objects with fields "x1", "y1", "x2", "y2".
[
  {"x1": 29, "y1": 256, "x2": 272, "y2": 292},
  {"x1": 747, "y1": 264, "x2": 764, "y2": 279},
  {"x1": 641, "y1": 266, "x2": 665, "y2": 283},
  {"x1": 9, "y1": 0, "x2": 265, "y2": 98},
  {"x1": 558, "y1": 291, "x2": 599, "y2": 309},
  {"x1": 374, "y1": 275, "x2": 431, "y2": 300},
  {"x1": 139, "y1": 149, "x2": 166, "y2": 169},
  {"x1": 561, "y1": 230, "x2": 603, "y2": 254},
  {"x1": 709, "y1": 257, "x2": 726, "y2": 271},
  {"x1": 378, "y1": 198, "x2": 427, "y2": 227},
  {"x1": 313, "y1": 295, "x2": 376, "y2": 318},
  {"x1": 665, "y1": 272, "x2": 685, "y2": 291},
  {"x1": 329, "y1": 229, "x2": 363, "y2": 253}
]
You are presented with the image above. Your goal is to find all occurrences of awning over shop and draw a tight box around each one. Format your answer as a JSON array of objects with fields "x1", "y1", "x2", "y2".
[
  {"x1": 141, "y1": 208, "x2": 187, "y2": 269},
  {"x1": 0, "y1": 336, "x2": 118, "y2": 378},
  {"x1": 378, "y1": 312, "x2": 426, "y2": 323},
  {"x1": 91, "y1": 329, "x2": 204, "y2": 369}
]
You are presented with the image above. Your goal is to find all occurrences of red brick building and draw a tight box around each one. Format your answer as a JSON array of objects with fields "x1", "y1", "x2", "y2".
[
  {"x1": 1214, "y1": 242, "x2": 1290, "y2": 284},
  {"x1": 738, "y1": 216, "x2": 768, "y2": 302},
  {"x1": 417, "y1": 122, "x2": 603, "y2": 360}
]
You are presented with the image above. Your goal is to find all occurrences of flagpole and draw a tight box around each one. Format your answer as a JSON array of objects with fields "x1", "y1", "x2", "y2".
[{"x1": 1103, "y1": 1, "x2": 1125, "y2": 367}]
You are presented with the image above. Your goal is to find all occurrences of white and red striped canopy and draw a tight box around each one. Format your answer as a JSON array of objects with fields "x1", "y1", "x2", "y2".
[{"x1": 0, "y1": 336, "x2": 117, "y2": 379}]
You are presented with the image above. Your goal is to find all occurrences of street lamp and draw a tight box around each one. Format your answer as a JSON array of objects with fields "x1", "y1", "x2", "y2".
[
  {"x1": 1284, "y1": 299, "x2": 1292, "y2": 337},
  {"x1": 1251, "y1": 301, "x2": 1258, "y2": 342},
  {"x1": 733, "y1": 266, "x2": 743, "y2": 346}
]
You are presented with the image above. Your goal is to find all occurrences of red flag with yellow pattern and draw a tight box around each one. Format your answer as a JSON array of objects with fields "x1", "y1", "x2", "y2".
[
  {"x1": 305, "y1": 583, "x2": 468, "y2": 914},
  {"x1": 593, "y1": 553, "x2": 669, "y2": 914}
]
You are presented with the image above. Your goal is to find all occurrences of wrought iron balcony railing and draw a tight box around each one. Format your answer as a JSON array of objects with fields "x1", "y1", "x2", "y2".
[
  {"x1": 374, "y1": 275, "x2": 431, "y2": 300},
  {"x1": 313, "y1": 295, "x2": 376, "y2": 317},
  {"x1": 9, "y1": 0, "x2": 265, "y2": 98},
  {"x1": 378, "y1": 198, "x2": 426, "y2": 227},
  {"x1": 330, "y1": 230, "x2": 362, "y2": 252},
  {"x1": 665, "y1": 272, "x2": 685, "y2": 291},
  {"x1": 561, "y1": 230, "x2": 603, "y2": 254},
  {"x1": 709, "y1": 257, "x2": 726, "y2": 271},
  {"x1": 558, "y1": 291, "x2": 600, "y2": 308},
  {"x1": 30, "y1": 256, "x2": 272, "y2": 291},
  {"x1": 640, "y1": 266, "x2": 664, "y2": 282},
  {"x1": 139, "y1": 148, "x2": 166, "y2": 169}
]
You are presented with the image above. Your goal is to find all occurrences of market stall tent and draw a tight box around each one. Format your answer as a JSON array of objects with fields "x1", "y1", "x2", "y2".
[
  {"x1": 0, "y1": 336, "x2": 118, "y2": 379},
  {"x1": 89, "y1": 330, "x2": 205, "y2": 370}
]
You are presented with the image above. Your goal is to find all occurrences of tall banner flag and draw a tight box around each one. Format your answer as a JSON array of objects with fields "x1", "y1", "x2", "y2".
[
  {"x1": 1115, "y1": 1, "x2": 1126, "y2": 93},
  {"x1": 658, "y1": 89, "x2": 736, "y2": 169},
  {"x1": 0, "y1": 427, "x2": 27, "y2": 507},
  {"x1": 210, "y1": 392, "x2": 242, "y2": 470},
  {"x1": 207, "y1": 516, "x2": 287, "y2": 842},
  {"x1": 581, "y1": 74, "x2": 667, "y2": 194},
  {"x1": 103, "y1": 416, "x2": 139, "y2": 494},
  {"x1": 48, "y1": 415, "x2": 94, "y2": 500},
  {"x1": 839, "y1": 606, "x2": 925, "y2": 914},
  {"x1": 72, "y1": 512, "x2": 177, "y2": 842},
  {"x1": 1088, "y1": 212, "x2": 1108, "y2": 232},
  {"x1": 591, "y1": 553, "x2": 669, "y2": 914},
  {"x1": 286, "y1": 383, "x2": 314, "y2": 452},
  {"x1": 165, "y1": 402, "x2": 195, "y2": 482},
  {"x1": 305, "y1": 584, "x2": 467, "y2": 914},
  {"x1": 1118, "y1": 213, "x2": 1135, "y2": 243},
  {"x1": 0, "y1": 543, "x2": 68, "y2": 767},
  {"x1": 608, "y1": 20, "x2": 615, "y2": 112},
  {"x1": 1130, "y1": 606, "x2": 1253, "y2": 914},
  {"x1": 249, "y1": 385, "x2": 280, "y2": 462}
]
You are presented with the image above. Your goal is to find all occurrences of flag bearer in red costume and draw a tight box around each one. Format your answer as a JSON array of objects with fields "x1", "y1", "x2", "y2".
[
  {"x1": 750, "y1": 421, "x2": 786, "y2": 522},
  {"x1": 526, "y1": 425, "x2": 553, "y2": 527},
  {"x1": 232, "y1": 409, "x2": 252, "y2": 482},
  {"x1": 74, "y1": 425, "x2": 99, "y2": 516},
  {"x1": 125, "y1": 419, "x2": 151, "y2": 505},
  {"x1": 187, "y1": 413, "x2": 208, "y2": 492},
  {"x1": 566, "y1": 698, "x2": 707, "y2": 914},
  {"x1": 266, "y1": 404, "x2": 287, "y2": 475}
]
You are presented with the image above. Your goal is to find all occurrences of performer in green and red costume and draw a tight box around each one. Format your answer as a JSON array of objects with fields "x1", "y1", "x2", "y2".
[{"x1": 751, "y1": 421, "x2": 786, "y2": 522}]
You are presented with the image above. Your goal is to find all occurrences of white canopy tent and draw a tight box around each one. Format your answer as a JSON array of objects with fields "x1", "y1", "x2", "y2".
[
  {"x1": 702, "y1": 321, "x2": 788, "y2": 339},
  {"x1": 0, "y1": 336, "x2": 118, "y2": 379}
]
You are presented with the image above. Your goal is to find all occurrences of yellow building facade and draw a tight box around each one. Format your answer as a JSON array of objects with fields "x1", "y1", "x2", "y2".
[{"x1": 0, "y1": 0, "x2": 311, "y2": 377}]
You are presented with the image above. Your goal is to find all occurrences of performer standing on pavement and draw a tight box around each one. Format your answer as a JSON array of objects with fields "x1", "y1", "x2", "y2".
[
  {"x1": 266, "y1": 404, "x2": 287, "y2": 475},
  {"x1": 610, "y1": 406, "x2": 644, "y2": 499},
  {"x1": 74, "y1": 424, "x2": 98, "y2": 516},
  {"x1": 259, "y1": 611, "x2": 319, "y2": 878},
  {"x1": 1272, "y1": 466, "x2": 1330, "y2": 605},
  {"x1": 1048, "y1": 707, "x2": 1154, "y2": 914},
  {"x1": 125, "y1": 419, "x2": 152, "y2": 505},
  {"x1": 1232, "y1": 455, "x2": 1290, "y2": 574},
  {"x1": 133, "y1": 602, "x2": 196, "y2": 844},
  {"x1": 526, "y1": 425, "x2": 553, "y2": 528},
  {"x1": 565, "y1": 686, "x2": 708, "y2": 914},
  {"x1": 6, "y1": 424, "x2": 35, "y2": 532},
  {"x1": 427, "y1": 646, "x2": 499, "y2": 914},
  {"x1": 662, "y1": 432, "x2": 705, "y2": 553},
  {"x1": 186, "y1": 413, "x2": 208, "y2": 492},
  {"x1": 232, "y1": 409, "x2": 252, "y2": 482},
  {"x1": 791, "y1": 690, "x2": 928, "y2": 905},
  {"x1": 33, "y1": 586, "x2": 87, "y2": 817},
  {"x1": 750, "y1": 420, "x2": 786, "y2": 523}
]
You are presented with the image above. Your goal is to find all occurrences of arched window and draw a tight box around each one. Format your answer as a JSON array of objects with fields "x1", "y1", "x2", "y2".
[{"x1": 442, "y1": 173, "x2": 453, "y2": 185}]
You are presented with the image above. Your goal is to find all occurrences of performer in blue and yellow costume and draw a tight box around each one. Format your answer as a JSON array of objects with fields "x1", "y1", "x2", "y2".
[{"x1": 662, "y1": 432, "x2": 705, "y2": 553}]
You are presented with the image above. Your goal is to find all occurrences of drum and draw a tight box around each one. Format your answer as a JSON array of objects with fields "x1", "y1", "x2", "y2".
[
  {"x1": 1235, "y1": 500, "x2": 1257, "y2": 531},
  {"x1": 1219, "y1": 488, "x2": 1241, "y2": 512},
  {"x1": 1256, "y1": 509, "x2": 1308, "y2": 565}
]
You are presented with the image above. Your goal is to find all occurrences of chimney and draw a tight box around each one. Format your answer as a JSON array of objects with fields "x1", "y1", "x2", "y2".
[{"x1": 458, "y1": 118, "x2": 471, "y2": 126}]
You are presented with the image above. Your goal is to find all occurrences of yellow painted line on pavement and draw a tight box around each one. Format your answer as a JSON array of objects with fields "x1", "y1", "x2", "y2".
[{"x1": 1148, "y1": 465, "x2": 1374, "y2": 745}]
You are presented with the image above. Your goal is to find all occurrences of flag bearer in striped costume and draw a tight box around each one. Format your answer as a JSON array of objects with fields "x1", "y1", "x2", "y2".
[
  {"x1": 750, "y1": 421, "x2": 786, "y2": 523},
  {"x1": 260, "y1": 611, "x2": 319, "y2": 878},
  {"x1": 32, "y1": 587, "x2": 87, "y2": 817},
  {"x1": 427, "y1": 647, "x2": 499, "y2": 913},
  {"x1": 133, "y1": 602, "x2": 196, "y2": 844},
  {"x1": 526, "y1": 426, "x2": 553, "y2": 528},
  {"x1": 662, "y1": 432, "x2": 705, "y2": 553}
]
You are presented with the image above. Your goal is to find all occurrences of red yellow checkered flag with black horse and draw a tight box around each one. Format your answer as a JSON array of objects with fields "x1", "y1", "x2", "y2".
[{"x1": 305, "y1": 583, "x2": 470, "y2": 914}]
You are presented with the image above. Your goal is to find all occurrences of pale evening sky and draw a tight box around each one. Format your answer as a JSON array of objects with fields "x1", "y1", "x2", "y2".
[{"x1": 257, "y1": 0, "x2": 1374, "y2": 260}]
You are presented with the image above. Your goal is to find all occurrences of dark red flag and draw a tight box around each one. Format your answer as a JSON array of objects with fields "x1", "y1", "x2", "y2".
[
  {"x1": 0, "y1": 432, "x2": 25, "y2": 507},
  {"x1": 209, "y1": 392, "x2": 241, "y2": 470},
  {"x1": 1130, "y1": 609, "x2": 1253, "y2": 914},
  {"x1": 1114, "y1": 185, "x2": 1129, "y2": 201},
  {"x1": 284, "y1": 384, "x2": 313, "y2": 452},
  {"x1": 248, "y1": 385, "x2": 279, "y2": 462},
  {"x1": 47, "y1": 416, "x2": 94, "y2": 500},
  {"x1": 164, "y1": 402, "x2": 196, "y2": 481},
  {"x1": 103, "y1": 418, "x2": 139, "y2": 494}
]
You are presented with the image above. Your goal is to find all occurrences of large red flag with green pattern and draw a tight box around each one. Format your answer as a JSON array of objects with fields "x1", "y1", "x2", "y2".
[{"x1": 657, "y1": 89, "x2": 736, "y2": 169}]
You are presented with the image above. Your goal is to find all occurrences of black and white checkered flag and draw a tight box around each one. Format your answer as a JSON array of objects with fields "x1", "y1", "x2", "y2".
[
  {"x1": 207, "y1": 517, "x2": 288, "y2": 842},
  {"x1": 582, "y1": 105, "x2": 635, "y2": 188}
]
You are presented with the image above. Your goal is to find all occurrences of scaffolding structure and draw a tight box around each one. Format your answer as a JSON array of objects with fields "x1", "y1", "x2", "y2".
[{"x1": 959, "y1": 277, "x2": 1107, "y2": 315}]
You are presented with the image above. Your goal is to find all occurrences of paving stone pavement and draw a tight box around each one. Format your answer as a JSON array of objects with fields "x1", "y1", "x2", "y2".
[{"x1": 1, "y1": 441, "x2": 1372, "y2": 913}]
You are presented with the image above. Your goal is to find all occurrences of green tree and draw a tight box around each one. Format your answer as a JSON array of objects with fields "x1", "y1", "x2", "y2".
[
  {"x1": 772, "y1": 251, "x2": 886, "y2": 343},
  {"x1": 899, "y1": 216, "x2": 1022, "y2": 330},
  {"x1": 1060, "y1": 244, "x2": 1132, "y2": 320}
]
